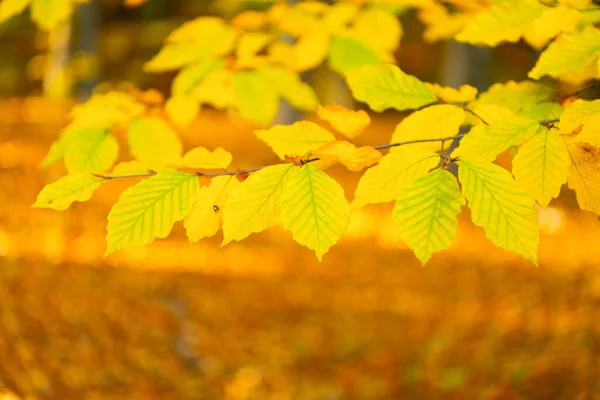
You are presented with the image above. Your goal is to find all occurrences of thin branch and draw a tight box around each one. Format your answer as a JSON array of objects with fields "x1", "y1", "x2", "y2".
[{"x1": 373, "y1": 133, "x2": 466, "y2": 150}]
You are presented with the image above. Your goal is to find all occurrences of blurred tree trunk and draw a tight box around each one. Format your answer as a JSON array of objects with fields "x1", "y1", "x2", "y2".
[
  {"x1": 74, "y1": 0, "x2": 100, "y2": 99},
  {"x1": 443, "y1": 40, "x2": 492, "y2": 92},
  {"x1": 43, "y1": 22, "x2": 71, "y2": 97}
]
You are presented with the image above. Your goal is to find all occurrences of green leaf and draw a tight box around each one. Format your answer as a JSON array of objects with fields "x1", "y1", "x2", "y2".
[
  {"x1": 353, "y1": 149, "x2": 439, "y2": 207},
  {"x1": 512, "y1": 129, "x2": 570, "y2": 207},
  {"x1": 346, "y1": 64, "x2": 437, "y2": 112},
  {"x1": 0, "y1": 0, "x2": 30, "y2": 24},
  {"x1": 458, "y1": 158, "x2": 539, "y2": 264},
  {"x1": 518, "y1": 102, "x2": 562, "y2": 121},
  {"x1": 255, "y1": 121, "x2": 336, "y2": 160},
  {"x1": 393, "y1": 168, "x2": 465, "y2": 264},
  {"x1": 254, "y1": 66, "x2": 318, "y2": 111},
  {"x1": 172, "y1": 58, "x2": 224, "y2": 95},
  {"x1": 328, "y1": 36, "x2": 385, "y2": 75},
  {"x1": 64, "y1": 131, "x2": 118, "y2": 174},
  {"x1": 40, "y1": 126, "x2": 104, "y2": 168},
  {"x1": 184, "y1": 175, "x2": 239, "y2": 242},
  {"x1": 455, "y1": 0, "x2": 545, "y2": 46},
  {"x1": 106, "y1": 171, "x2": 199, "y2": 254},
  {"x1": 127, "y1": 117, "x2": 183, "y2": 170},
  {"x1": 32, "y1": 174, "x2": 104, "y2": 211},
  {"x1": 222, "y1": 164, "x2": 294, "y2": 245},
  {"x1": 455, "y1": 116, "x2": 544, "y2": 162},
  {"x1": 529, "y1": 27, "x2": 600, "y2": 80},
  {"x1": 280, "y1": 164, "x2": 351, "y2": 261},
  {"x1": 30, "y1": 0, "x2": 71, "y2": 30},
  {"x1": 232, "y1": 70, "x2": 279, "y2": 126}
]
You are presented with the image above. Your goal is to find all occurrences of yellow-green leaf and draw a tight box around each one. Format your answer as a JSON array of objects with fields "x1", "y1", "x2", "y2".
[
  {"x1": 179, "y1": 147, "x2": 232, "y2": 169},
  {"x1": 172, "y1": 58, "x2": 224, "y2": 96},
  {"x1": 529, "y1": 27, "x2": 600, "y2": 80},
  {"x1": 523, "y1": 6, "x2": 580, "y2": 50},
  {"x1": 459, "y1": 158, "x2": 539, "y2": 264},
  {"x1": 455, "y1": 116, "x2": 543, "y2": 162},
  {"x1": 280, "y1": 164, "x2": 351, "y2": 261},
  {"x1": 165, "y1": 95, "x2": 199, "y2": 128},
  {"x1": 353, "y1": 148, "x2": 439, "y2": 207},
  {"x1": 346, "y1": 64, "x2": 437, "y2": 112},
  {"x1": 469, "y1": 81, "x2": 552, "y2": 114},
  {"x1": 390, "y1": 104, "x2": 465, "y2": 152},
  {"x1": 0, "y1": 0, "x2": 30, "y2": 24},
  {"x1": 32, "y1": 174, "x2": 104, "y2": 211},
  {"x1": 513, "y1": 129, "x2": 570, "y2": 207},
  {"x1": 40, "y1": 126, "x2": 103, "y2": 168},
  {"x1": 254, "y1": 66, "x2": 318, "y2": 112},
  {"x1": 30, "y1": 0, "x2": 72, "y2": 30},
  {"x1": 127, "y1": 117, "x2": 182, "y2": 170},
  {"x1": 565, "y1": 137, "x2": 600, "y2": 215},
  {"x1": 106, "y1": 171, "x2": 199, "y2": 254},
  {"x1": 518, "y1": 102, "x2": 562, "y2": 121},
  {"x1": 393, "y1": 168, "x2": 464, "y2": 264},
  {"x1": 350, "y1": 7, "x2": 402, "y2": 53},
  {"x1": 68, "y1": 92, "x2": 145, "y2": 130},
  {"x1": 316, "y1": 103, "x2": 370, "y2": 139},
  {"x1": 255, "y1": 121, "x2": 336, "y2": 160},
  {"x1": 222, "y1": 164, "x2": 295, "y2": 245},
  {"x1": 232, "y1": 70, "x2": 279, "y2": 126},
  {"x1": 313, "y1": 140, "x2": 382, "y2": 171},
  {"x1": 184, "y1": 175, "x2": 239, "y2": 241},
  {"x1": 455, "y1": 0, "x2": 545, "y2": 46},
  {"x1": 65, "y1": 131, "x2": 119, "y2": 174},
  {"x1": 328, "y1": 36, "x2": 386, "y2": 75}
]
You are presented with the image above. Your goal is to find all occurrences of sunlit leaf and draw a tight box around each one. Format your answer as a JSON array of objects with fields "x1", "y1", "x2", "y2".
[
  {"x1": 565, "y1": 137, "x2": 600, "y2": 215},
  {"x1": 191, "y1": 69, "x2": 236, "y2": 110},
  {"x1": 518, "y1": 102, "x2": 562, "y2": 121},
  {"x1": 316, "y1": 104, "x2": 370, "y2": 139},
  {"x1": 40, "y1": 126, "x2": 102, "y2": 168},
  {"x1": 353, "y1": 148, "x2": 439, "y2": 207},
  {"x1": 529, "y1": 27, "x2": 600, "y2": 80},
  {"x1": 313, "y1": 140, "x2": 381, "y2": 171},
  {"x1": 292, "y1": 31, "x2": 330, "y2": 72},
  {"x1": 523, "y1": 6, "x2": 579, "y2": 49},
  {"x1": 390, "y1": 104, "x2": 465, "y2": 152},
  {"x1": 560, "y1": 100, "x2": 600, "y2": 141},
  {"x1": 459, "y1": 158, "x2": 539, "y2": 264},
  {"x1": 346, "y1": 64, "x2": 437, "y2": 112},
  {"x1": 184, "y1": 175, "x2": 239, "y2": 241},
  {"x1": 424, "y1": 83, "x2": 477, "y2": 103},
  {"x1": 231, "y1": 10, "x2": 268, "y2": 30},
  {"x1": 106, "y1": 171, "x2": 199, "y2": 254},
  {"x1": 68, "y1": 92, "x2": 145, "y2": 130},
  {"x1": 179, "y1": 147, "x2": 232, "y2": 169},
  {"x1": 393, "y1": 168, "x2": 464, "y2": 264},
  {"x1": 328, "y1": 36, "x2": 387, "y2": 75},
  {"x1": 254, "y1": 66, "x2": 318, "y2": 111},
  {"x1": 469, "y1": 81, "x2": 552, "y2": 114},
  {"x1": 65, "y1": 131, "x2": 119, "y2": 174},
  {"x1": 455, "y1": 0, "x2": 545, "y2": 46},
  {"x1": 280, "y1": 164, "x2": 351, "y2": 260},
  {"x1": 455, "y1": 116, "x2": 543, "y2": 162},
  {"x1": 222, "y1": 164, "x2": 295, "y2": 245},
  {"x1": 235, "y1": 31, "x2": 272, "y2": 64},
  {"x1": 513, "y1": 129, "x2": 570, "y2": 207},
  {"x1": 165, "y1": 95, "x2": 199, "y2": 128},
  {"x1": 464, "y1": 104, "x2": 517, "y2": 126},
  {"x1": 350, "y1": 7, "x2": 402, "y2": 52},
  {"x1": 0, "y1": 0, "x2": 30, "y2": 24},
  {"x1": 111, "y1": 161, "x2": 149, "y2": 175},
  {"x1": 32, "y1": 174, "x2": 104, "y2": 211},
  {"x1": 172, "y1": 58, "x2": 224, "y2": 96},
  {"x1": 30, "y1": 0, "x2": 71, "y2": 30},
  {"x1": 127, "y1": 117, "x2": 182, "y2": 170},
  {"x1": 322, "y1": 2, "x2": 359, "y2": 33},
  {"x1": 256, "y1": 121, "x2": 336, "y2": 159},
  {"x1": 232, "y1": 70, "x2": 279, "y2": 126}
]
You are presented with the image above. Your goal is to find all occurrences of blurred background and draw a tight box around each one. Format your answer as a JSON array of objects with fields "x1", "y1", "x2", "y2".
[{"x1": 1, "y1": 1, "x2": 600, "y2": 399}]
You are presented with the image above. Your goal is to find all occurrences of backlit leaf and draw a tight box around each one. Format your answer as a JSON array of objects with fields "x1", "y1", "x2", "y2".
[
  {"x1": 191, "y1": 69, "x2": 236, "y2": 110},
  {"x1": 30, "y1": 0, "x2": 71, "y2": 30},
  {"x1": 464, "y1": 104, "x2": 516, "y2": 125},
  {"x1": 127, "y1": 117, "x2": 182, "y2": 170},
  {"x1": 316, "y1": 104, "x2": 370, "y2": 139},
  {"x1": 256, "y1": 121, "x2": 336, "y2": 160},
  {"x1": 0, "y1": 0, "x2": 30, "y2": 24},
  {"x1": 529, "y1": 27, "x2": 600, "y2": 80},
  {"x1": 455, "y1": 0, "x2": 545, "y2": 46},
  {"x1": 350, "y1": 7, "x2": 402, "y2": 53},
  {"x1": 292, "y1": 31, "x2": 330, "y2": 72},
  {"x1": 179, "y1": 147, "x2": 232, "y2": 169},
  {"x1": 518, "y1": 102, "x2": 562, "y2": 121},
  {"x1": 390, "y1": 104, "x2": 465, "y2": 152},
  {"x1": 40, "y1": 126, "x2": 104, "y2": 168},
  {"x1": 459, "y1": 158, "x2": 539, "y2": 264},
  {"x1": 222, "y1": 164, "x2": 295, "y2": 245},
  {"x1": 165, "y1": 95, "x2": 199, "y2": 128},
  {"x1": 172, "y1": 58, "x2": 224, "y2": 96},
  {"x1": 313, "y1": 140, "x2": 381, "y2": 171},
  {"x1": 469, "y1": 81, "x2": 552, "y2": 114},
  {"x1": 68, "y1": 92, "x2": 145, "y2": 130},
  {"x1": 346, "y1": 64, "x2": 437, "y2": 112},
  {"x1": 280, "y1": 164, "x2": 351, "y2": 261},
  {"x1": 232, "y1": 70, "x2": 279, "y2": 126},
  {"x1": 184, "y1": 176, "x2": 239, "y2": 241},
  {"x1": 33, "y1": 174, "x2": 104, "y2": 211},
  {"x1": 106, "y1": 171, "x2": 199, "y2": 254},
  {"x1": 65, "y1": 131, "x2": 119, "y2": 174},
  {"x1": 353, "y1": 148, "x2": 439, "y2": 207},
  {"x1": 328, "y1": 36, "x2": 386, "y2": 75},
  {"x1": 513, "y1": 129, "x2": 570, "y2": 207},
  {"x1": 425, "y1": 83, "x2": 477, "y2": 103},
  {"x1": 393, "y1": 168, "x2": 464, "y2": 264},
  {"x1": 523, "y1": 6, "x2": 579, "y2": 49},
  {"x1": 565, "y1": 137, "x2": 600, "y2": 215},
  {"x1": 254, "y1": 66, "x2": 318, "y2": 112}
]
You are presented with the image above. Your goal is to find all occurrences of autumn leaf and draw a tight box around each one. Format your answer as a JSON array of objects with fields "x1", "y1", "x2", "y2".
[
  {"x1": 179, "y1": 147, "x2": 233, "y2": 169},
  {"x1": 127, "y1": 117, "x2": 183, "y2": 170},
  {"x1": 565, "y1": 137, "x2": 600, "y2": 215},
  {"x1": 33, "y1": 174, "x2": 105, "y2": 211},
  {"x1": 313, "y1": 140, "x2": 381, "y2": 171},
  {"x1": 316, "y1": 104, "x2": 370, "y2": 139},
  {"x1": 256, "y1": 121, "x2": 336, "y2": 160}
]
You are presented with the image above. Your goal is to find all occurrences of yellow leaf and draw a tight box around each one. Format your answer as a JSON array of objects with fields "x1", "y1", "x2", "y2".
[
  {"x1": 65, "y1": 131, "x2": 119, "y2": 174},
  {"x1": 523, "y1": 6, "x2": 580, "y2": 50},
  {"x1": 313, "y1": 140, "x2": 381, "y2": 172},
  {"x1": 459, "y1": 158, "x2": 540, "y2": 264},
  {"x1": 222, "y1": 164, "x2": 295, "y2": 244},
  {"x1": 235, "y1": 31, "x2": 272, "y2": 68},
  {"x1": 390, "y1": 104, "x2": 465, "y2": 152},
  {"x1": 292, "y1": 31, "x2": 330, "y2": 72},
  {"x1": 232, "y1": 70, "x2": 279, "y2": 126},
  {"x1": 353, "y1": 148, "x2": 439, "y2": 207},
  {"x1": 424, "y1": 83, "x2": 477, "y2": 103},
  {"x1": 30, "y1": 0, "x2": 71, "y2": 30},
  {"x1": 529, "y1": 27, "x2": 600, "y2": 80},
  {"x1": 455, "y1": 0, "x2": 545, "y2": 46},
  {"x1": 573, "y1": 113, "x2": 600, "y2": 147},
  {"x1": 68, "y1": 91, "x2": 145, "y2": 130},
  {"x1": 419, "y1": 3, "x2": 470, "y2": 43},
  {"x1": 254, "y1": 66, "x2": 319, "y2": 112},
  {"x1": 0, "y1": 0, "x2": 30, "y2": 24},
  {"x1": 316, "y1": 104, "x2": 370, "y2": 139},
  {"x1": 274, "y1": 5, "x2": 322, "y2": 37},
  {"x1": 172, "y1": 58, "x2": 224, "y2": 96},
  {"x1": 280, "y1": 164, "x2": 351, "y2": 261},
  {"x1": 328, "y1": 35, "x2": 389, "y2": 75},
  {"x1": 184, "y1": 175, "x2": 240, "y2": 241},
  {"x1": 111, "y1": 161, "x2": 149, "y2": 175},
  {"x1": 179, "y1": 147, "x2": 232, "y2": 169},
  {"x1": 322, "y1": 2, "x2": 359, "y2": 34},
  {"x1": 230, "y1": 10, "x2": 268, "y2": 30},
  {"x1": 469, "y1": 81, "x2": 553, "y2": 114},
  {"x1": 127, "y1": 117, "x2": 182, "y2": 170},
  {"x1": 350, "y1": 7, "x2": 402, "y2": 52},
  {"x1": 559, "y1": 99, "x2": 600, "y2": 135},
  {"x1": 256, "y1": 121, "x2": 336, "y2": 160},
  {"x1": 565, "y1": 137, "x2": 600, "y2": 215},
  {"x1": 33, "y1": 174, "x2": 104, "y2": 211},
  {"x1": 464, "y1": 104, "x2": 517, "y2": 125},
  {"x1": 191, "y1": 69, "x2": 236, "y2": 110},
  {"x1": 165, "y1": 95, "x2": 199, "y2": 128}
]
